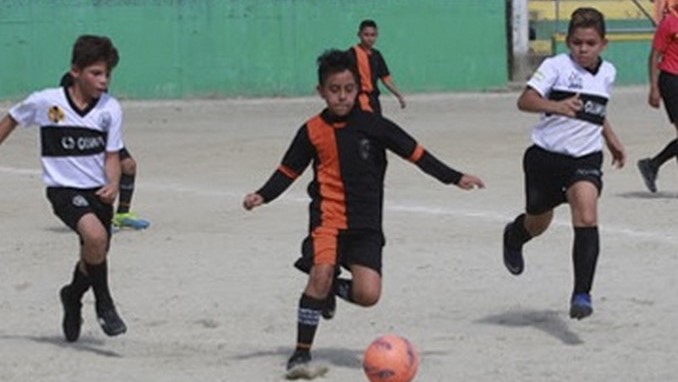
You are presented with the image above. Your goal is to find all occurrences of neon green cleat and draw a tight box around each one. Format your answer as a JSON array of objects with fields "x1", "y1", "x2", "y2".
[{"x1": 112, "y1": 212, "x2": 150, "y2": 230}]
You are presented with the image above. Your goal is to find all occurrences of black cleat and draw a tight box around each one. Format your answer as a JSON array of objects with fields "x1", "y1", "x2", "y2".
[
  {"x1": 60, "y1": 286, "x2": 83, "y2": 342},
  {"x1": 637, "y1": 158, "x2": 658, "y2": 193},
  {"x1": 569, "y1": 293, "x2": 594, "y2": 320},
  {"x1": 96, "y1": 306, "x2": 127, "y2": 336},
  {"x1": 321, "y1": 293, "x2": 336, "y2": 320},
  {"x1": 503, "y1": 223, "x2": 524, "y2": 275},
  {"x1": 285, "y1": 350, "x2": 328, "y2": 380}
]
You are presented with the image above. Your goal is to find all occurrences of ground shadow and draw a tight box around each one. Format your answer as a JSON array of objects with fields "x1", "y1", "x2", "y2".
[
  {"x1": 0, "y1": 334, "x2": 121, "y2": 357},
  {"x1": 44, "y1": 226, "x2": 71, "y2": 234},
  {"x1": 476, "y1": 309, "x2": 583, "y2": 345},
  {"x1": 230, "y1": 346, "x2": 362, "y2": 369},
  {"x1": 616, "y1": 191, "x2": 678, "y2": 199}
]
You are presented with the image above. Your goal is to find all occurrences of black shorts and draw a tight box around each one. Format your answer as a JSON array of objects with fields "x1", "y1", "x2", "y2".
[
  {"x1": 46, "y1": 187, "x2": 113, "y2": 235},
  {"x1": 294, "y1": 228, "x2": 385, "y2": 275},
  {"x1": 119, "y1": 146, "x2": 132, "y2": 160},
  {"x1": 523, "y1": 145, "x2": 603, "y2": 215},
  {"x1": 659, "y1": 71, "x2": 678, "y2": 123},
  {"x1": 358, "y1": 92, "x2": 382, "y2": 115}
]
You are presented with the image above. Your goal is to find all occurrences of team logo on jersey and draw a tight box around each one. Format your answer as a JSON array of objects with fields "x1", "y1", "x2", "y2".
[
  {"x1": 48, "y1": 106, "x2": 64, "y2": 123},
  {"x1": 359, "y1": 138, "x2": 372, "y2": 160},
  {"x1": 72, "y1": 195, "x2": 89, "y2": 208},
  {"x1": 567, "y1": 71, "x2": 583, "y2": 90},
  {"x1": 98, "y1": 112, "x2": 112, "y2": 129}
]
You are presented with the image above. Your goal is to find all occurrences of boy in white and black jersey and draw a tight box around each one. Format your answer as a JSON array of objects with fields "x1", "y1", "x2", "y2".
[
  {"x1": 502, "y1": 8, "x2": 626, "y2": 320},
  {"x1": 0, "y1": 35, "x2": 127, "y2": 341}
]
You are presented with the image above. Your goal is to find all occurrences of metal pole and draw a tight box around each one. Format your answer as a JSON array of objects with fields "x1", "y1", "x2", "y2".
[{"x1": 511, "y1": 0, "x2": 531, "y2": 81}]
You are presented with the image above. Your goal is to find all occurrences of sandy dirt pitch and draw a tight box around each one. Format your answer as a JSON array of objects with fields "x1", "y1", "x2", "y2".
[{"x1": 1, "y1": 87, "x2": 677, "y2": 381}]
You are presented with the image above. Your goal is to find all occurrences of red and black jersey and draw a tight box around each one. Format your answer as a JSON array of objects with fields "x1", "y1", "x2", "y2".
[{"x1": 257, "y1": 107, "x2": 462, "y2": 232}]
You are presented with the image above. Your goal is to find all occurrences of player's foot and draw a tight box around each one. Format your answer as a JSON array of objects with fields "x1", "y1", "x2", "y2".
[
  {"x1": 503, "y1": 223, "x2": 524, "y2": 275},
  {"x1": 321, "y1": 293, "x2": 336, "y2": 320},
  {"x1": 113, "y1": 212, "x2": 150, "y2": 230},
  {"x1": 60, "y1": 286, "x2": 83, "y2": 342},
  {"x1": 569, "y1": 293, "x2": 593, "y2": 320},
  {"x1": 285, "y1": 350, "x2": 328, "y2": 380},
  {"x1": 96, "y1": 305, "x2": 127, "y2": 336},
  {"x1": 637, "y1": 158, "x2": 658, "y2": 193}
]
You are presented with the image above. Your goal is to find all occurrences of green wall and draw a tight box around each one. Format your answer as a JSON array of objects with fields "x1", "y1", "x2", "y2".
[{"x1": 0, "y1": 0, "x2": 507, "y2": 100}]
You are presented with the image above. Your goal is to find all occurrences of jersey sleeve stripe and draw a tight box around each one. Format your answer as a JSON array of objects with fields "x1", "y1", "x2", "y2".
[
  {"x1": 408, "y1": 144, "x2": 425, "y2": 162},
  {"x1": 278, "y1": 164, "x2": 299, "y2": 179}
]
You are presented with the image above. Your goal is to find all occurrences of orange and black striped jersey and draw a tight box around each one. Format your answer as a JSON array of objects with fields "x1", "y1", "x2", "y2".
[
  {"x1": 257, "y1": 107, "x2": 462, "y2": 232},
  {"x1": 348, "y1": 45, "x2": 391, "y2": 97}
]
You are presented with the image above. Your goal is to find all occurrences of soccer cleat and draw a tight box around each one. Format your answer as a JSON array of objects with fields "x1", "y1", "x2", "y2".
[
  {"x1": 503, "y1": 223, "x2": 524, "y2": 275},
  {"x1": 321, "y1": 293, "x2": 336, "y2": 320},
  {"x1": 637, "y1": 158, "x2": 658, "y2": 193},
  {"x1": 285, "y1": 350, "x2": 328, "y2": 380},
  {"x1": 60, "y1": 286, "x2": 83, "y2": 342},
  {"x1": 569, "y1": 293, "x2": 593, "y2": 320},
  {"x1": 96, "y1": 306, "x2": 127, "y2": 336},
  {"x1": 112, "y1": 212, "x2": 150, "y2": 230}
]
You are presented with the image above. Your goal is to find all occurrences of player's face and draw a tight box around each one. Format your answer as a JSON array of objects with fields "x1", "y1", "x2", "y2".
[
  {"x1": 567, "y1": 27, "x2": 607, "y2": 70},
  {"x1": 318, "y1": 70, "x2": 358, "y2": 117},
  {"x1": 71, "y1": 61, "x2": 111, "y2": 100},
  {"x1": 358, "y1": 27, "x2": 378, "y2": 49}
]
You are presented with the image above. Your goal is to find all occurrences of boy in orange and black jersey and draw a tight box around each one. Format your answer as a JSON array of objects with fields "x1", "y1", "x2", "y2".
[
  {"x1": 243, "y1": 49, "x2": 483, "y2": 379},
  {"x1": 347, "y1": 19, "x2": 406, "y2": 115}
]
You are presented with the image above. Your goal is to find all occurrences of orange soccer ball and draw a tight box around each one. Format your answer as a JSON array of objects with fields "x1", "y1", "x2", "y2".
[{"x1": 363, "y1": 334, "x2": 419, "y2": 382}]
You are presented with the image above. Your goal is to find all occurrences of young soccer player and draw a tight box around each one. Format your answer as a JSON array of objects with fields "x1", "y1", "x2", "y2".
[
  {"x1": 243, "y1": 49, "x2": 484, "y2": 379},
  {"x1": 638, "y1": 0, "x2": 678, "y2": 193},
  {"x1": 60, "y1": 72, "x2": 150, "y2": 229},
  {"x1": 502, "y1": 8, "x2": 625, "y2": 320},
  {"x1": 347, "y1": 19, "x2": 406, "y2": 115},
  {"x1": 0, "y1": 35, "x2": 127, "y2": 341}
]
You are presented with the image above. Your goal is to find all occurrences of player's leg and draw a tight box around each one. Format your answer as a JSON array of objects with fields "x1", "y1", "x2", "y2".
[
  {"x1": 332, "y1": 230, "x2": 383, "y2": 307},
  {"x1": 345, "y1": 264, "x2": 381, "y2": 307},
  {"x1": 77, "y1": 212, "x2": 127, "y2": 335},
  {"x1": 566, "y1": 176, "x2": 602, "y2": 320},
  {"x1": 113, "y1": 147, "x2": 150, "y2": 230},
  {"x1": 503, "y1": 145, "x2": 560, "y2": 275},
  {"x1": 638, "y1": 71, "x2": 678, "y2": 192},
  {"x1": 286, "y1": 229, "x2": 337, "y2": 378}
]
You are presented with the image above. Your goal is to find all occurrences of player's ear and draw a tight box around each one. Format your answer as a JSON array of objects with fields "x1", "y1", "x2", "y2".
[{"x1": 69, "y1": 64, "x2": 80, "y2": 79}]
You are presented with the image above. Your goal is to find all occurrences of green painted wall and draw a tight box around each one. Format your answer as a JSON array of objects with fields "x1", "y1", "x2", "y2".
[{"x1": 0, "y1": 0, "x2": 507, "y2": 100}]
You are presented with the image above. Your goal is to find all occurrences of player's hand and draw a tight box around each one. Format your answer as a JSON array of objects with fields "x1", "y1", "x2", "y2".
[
  {"x1": 96, "y1": 184, "x2": 118, "y2": 204},
  {"x1": 456, "y1": 174, "x2": 485, "y2": 190},
  {"x1": 555, "y1": 94, "x2": 582, "y2": 118},
  {"x1": 648, "y1": 87, "x2": 661, "y2": 109},
  {"x1": 397, "y1": 95, "x2": 406, "y2": 109},
  {"x1": 243, "y1": 193, "x2": 264, "y2": 210},
  {"x1": 607, "y1": 140, "x2": 626, "y2": 169}
]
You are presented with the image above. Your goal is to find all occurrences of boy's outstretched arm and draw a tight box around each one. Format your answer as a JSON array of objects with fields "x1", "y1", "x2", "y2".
[
  {"x1": 0, "y1": 115, "x2": 18, "y2": 146},
  {"x1": 242, "y1": 126, "x2": 313, "y2": 211},
  {"x1": 380, "y1": 117, "x2": 484, "y2": 190}
]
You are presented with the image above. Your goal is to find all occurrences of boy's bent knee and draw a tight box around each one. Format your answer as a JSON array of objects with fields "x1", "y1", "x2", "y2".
[{"x1": 352, "y1": 289, "x2": 380, "y2": 307}]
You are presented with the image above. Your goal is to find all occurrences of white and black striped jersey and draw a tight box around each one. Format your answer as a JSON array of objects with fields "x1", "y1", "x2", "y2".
[
  {"x1": 526, "y1": 53, "x2": 616, "y2": 157},
  {"x1": 9, "y1": 87, "x2": 123, "y2": 188}
]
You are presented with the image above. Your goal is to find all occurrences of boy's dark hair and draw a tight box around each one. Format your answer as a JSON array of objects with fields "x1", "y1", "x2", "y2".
[
  {"x1": 317, "y1": 49, "x2": 359, "y2": 86},
  {"x1": 359, "y1": 19, "x2": 377, "y2": 31},
  {"x1": 567, "y1": 7, "x2": 606, "y2": 38},
  {"x1": 71, "y1": 35, "x2": 119, "y2": 71}
]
